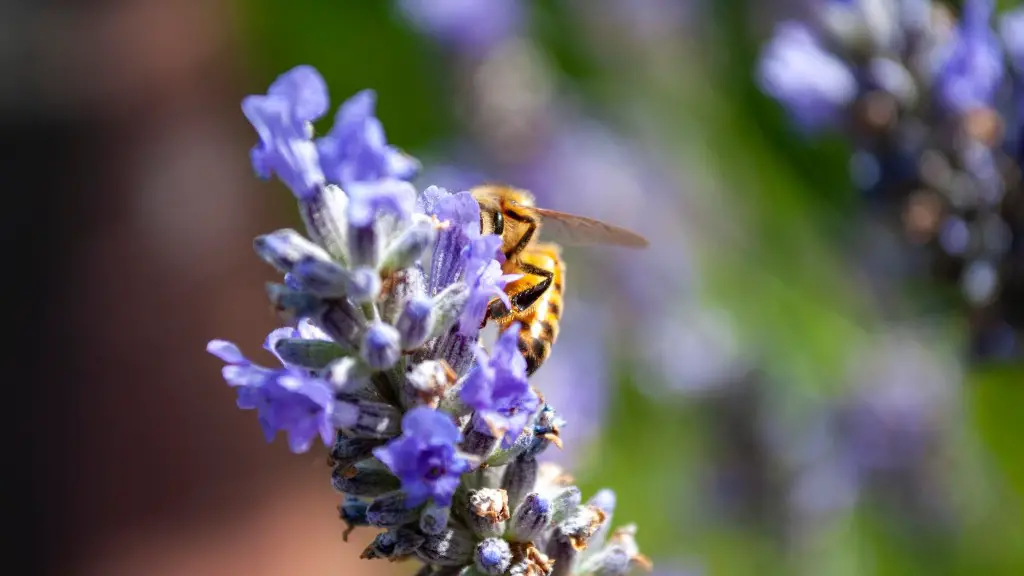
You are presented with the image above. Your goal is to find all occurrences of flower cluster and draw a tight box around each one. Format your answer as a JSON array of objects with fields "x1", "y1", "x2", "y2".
[
  {"x1": 757, "y1": 0, "x2": 1024, "y2": 358},
  {"x1": 208, "y1": 65, "x2": 648, "y2": 576}
]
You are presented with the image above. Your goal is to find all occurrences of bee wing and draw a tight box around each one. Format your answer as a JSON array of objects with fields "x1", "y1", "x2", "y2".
[{"x1": 533, "y1": 208, "x2": 649, "y2": 248}]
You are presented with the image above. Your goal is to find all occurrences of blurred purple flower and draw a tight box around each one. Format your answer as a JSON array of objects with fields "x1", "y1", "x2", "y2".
[
  {"x1": 207, "y1": 339, "x2": 338, "y2": 453},
  {"x1": 1000, "y1": 7, "x2": 1024, "y2": 71},
  {"x1": 242, "y1": 65, "x2": 328, "y2": 199},
  {"x1": 461, "y1": 324, "x2": 538, "y2": 447},
  {"x1": 372, "y1": 406, "x2": 472, "y2": 507},
  {"x1": 397, "y1": 0, "x2": 524, "y2": 52},
  {"x1": 932, "y1": 0, "x2": 1004, "y2": 113},
  {"x1": 316, "y1": 89, "x2": 420, "y2": 190},
  {"x1": 757, "y1": 22, "x2": 858, "y2": 131}
]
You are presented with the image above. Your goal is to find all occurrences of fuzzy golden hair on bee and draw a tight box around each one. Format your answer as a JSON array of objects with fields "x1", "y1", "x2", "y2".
[{"x1": 471, "y1": 184, "x2": 646, "y2": 375}]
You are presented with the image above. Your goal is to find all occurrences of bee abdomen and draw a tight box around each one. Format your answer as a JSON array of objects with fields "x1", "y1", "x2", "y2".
[{"x1": 517, "y1": 335, "x2": 551, "y2": 376}]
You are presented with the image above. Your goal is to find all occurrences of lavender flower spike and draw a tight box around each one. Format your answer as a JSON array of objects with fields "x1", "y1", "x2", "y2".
[{"x1": 211, "y1": 63, "x2": 648, "y2": 575}]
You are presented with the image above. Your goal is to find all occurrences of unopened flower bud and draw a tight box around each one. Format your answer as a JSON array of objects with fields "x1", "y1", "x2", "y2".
[
  {"x1": 366, "y1": 490, "x2": 422, "y2": 527},
  {"x1": 254, "y1": 228, "x2": 333, "y2": 273},
  {"x1": 420, "y1": 501, "x2": 452, "y2": 535},
  {"x1": 502, "y1": 454, "x2": 538, "y2": 510},
  {"x1": 362, "y1": 322, "x2": 401, "y2": 370},
  {"x1": 417, "y1": 528, "x2": 475, "y2": 566},
  {"x1": 299, "y1": 184, "x2": 349, "y2": 263},
  {"x1": 331, "y1": 462, "x2": 400, "y2": 497},
  {"x1": 381, "y1": 217, "x2": 436, "y2": 276},
  {"x1": 361, "y1": 527, "x2": 424, "y2": 561},
  {"x1": 348, "y1": 223, "x2": 382, "y2": 268},
  {"x1": 396, "y1": 296, "x2": 435, "y2": 349},
  {"x1": 509, "y1": 492, "x2": 551, "y2": 542},
  {"x1": 474, "y1": 538, "x2": 512, "y2": 575},
  {"x1": 271, "y1": 337, "x2": 345, "y2": 369}
]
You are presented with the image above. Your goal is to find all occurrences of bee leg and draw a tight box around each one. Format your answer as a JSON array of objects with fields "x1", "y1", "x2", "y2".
[
  {"x1": 502, "y1": 208, "x2": 538, "y2": 260},
  {"x1": 508, "y1": 263, "x2": 552, "y2": 313}
]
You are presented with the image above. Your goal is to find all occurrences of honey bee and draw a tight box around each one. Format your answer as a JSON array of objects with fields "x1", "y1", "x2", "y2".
[{"x1": 471, "y1": 185, "x2": 649, "y2": 375}]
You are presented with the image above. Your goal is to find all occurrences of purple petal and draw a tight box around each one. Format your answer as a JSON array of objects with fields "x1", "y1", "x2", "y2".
[
  {"x1": 207, "y1": 339, "x2": 248, "y2": 364},
  {"x1": 267, "y1": 65, "x2": 329, "y2": 122}
]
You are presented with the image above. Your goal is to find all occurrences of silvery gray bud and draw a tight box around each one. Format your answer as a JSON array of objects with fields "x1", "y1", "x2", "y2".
[
  {"x1": 467, "y1": 488, "x2": 510, "y2": 539},
  {"x1": 343, "y1": 267, "x2": 382, "y2": 304},
  {"x1": 546, "y1": 535, "x2": 579, "y2": 576},
  {"x1": 474, "y1": 538, "x2": 512, "y2": 575},
  {"x1": 431, "y1": 283, "x2": 470, "y2": 336},
  {"x1": 579, "y1": 547, "x2": 631, "y2": 576},
  {"x1": 550, "y1": 486, "x2": 582, "y2": 525},
  {"x1": 552, "y1": 505, "x2": 608, "y2": 553},
  {"x1": 502, "y1": 454, "x2": 538, "y2": 511},
  {"x1": 366, "y1": 491, "x2": 422, "y2": 527},
  {"x1": 461, "y1": 425, "x2": 500, "y2": 459},
  {"x1": 331, "y1": 462, "x2": 400, "y2": 497},
  {"x1": 266, "y1": 283, "x2": 325, "y2": 319},
  {"x1": 509, "y1": 492, "x2": 552, "y2": 542},
  {"x1": 343, "y1": 400, "x2": 402, "y2": 439},
  {"x1": 396, "y1": 295, "x2": 436, "y2": 349},
  {"x1": 271, "y1": 337, "x2": 346, "y2": 369},
  {"x1": 325, "y1": 357, "x2": 375, "y2": 401},
  {"x1": 289, "y1": 257, "x2": 349, "y2": 298},
  {"x1": 586, "y1": 489, "x2": 617, "y2": 548},
  {"x1": 299, "y1": 184, "x2": 349, "y2": 264},
  {"x1": 348, "y1": 223, "x2": 382, "y2": 268},
  {"x1": 420, "y1": 501, "x2": 452, "y2": 535},
  {"x1": 416, "y1": 528, "x2": 475, "y2": 566},
  {"x1": 380, "y1": 217, "x2": 436, "y2": 276},
  {"x1": 254, "y1": 228, "x2": 333, "y2": 273},
  {"x1": 579, "y1": 525, "x2": 650, "y2": 576},
  {"x1": 338, "y1": 495, "x2": 369, "y2": 537},
  {"x1": 317, "y1": 299, "x2": 366, "y2": 352},
  {"x1": 361, "y1": 322, "x2": 401, "y2": 370},
  {"x1": 361, "y1": 527, "x2": 424, "y2": 561},
  {"x1": 329, "y1": 436, "x2": 385, "y2": 471}
]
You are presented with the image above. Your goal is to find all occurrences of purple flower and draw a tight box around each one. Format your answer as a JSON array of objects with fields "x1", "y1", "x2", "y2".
[
  {"x1": 207, "y1": 339, "x2": 337, "y2": 453},
  {"x1": 459, "y1": 235, "x2": 520, "y2": 336},
  {"x1": 346, "y1": 179, "x2": 418, "y2": 228},
  {"x1": 397, "y1": 0, "x2": 523, "y2": 52},
  {"x1": 242, "y1": 65, "x2": 328, "y2": 200},
  {"x1": 460, "y1": 324, "x2": 538, "y2": 447},
  {"x1": 316, "y1": 89, "x2": 420, "y2": 190},
  {"x1": 757, "y1": 22, "x2": 857, "y2": 131},
  {"x1": 933, "y1": 0, "x2": 1004, "y2": 113},
  {"x1": 419, "y1": 186, "x2": 484, "y2": 295},
  {"x1": 372, "y1": 407, "x2": 472, "y2": 507}
]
